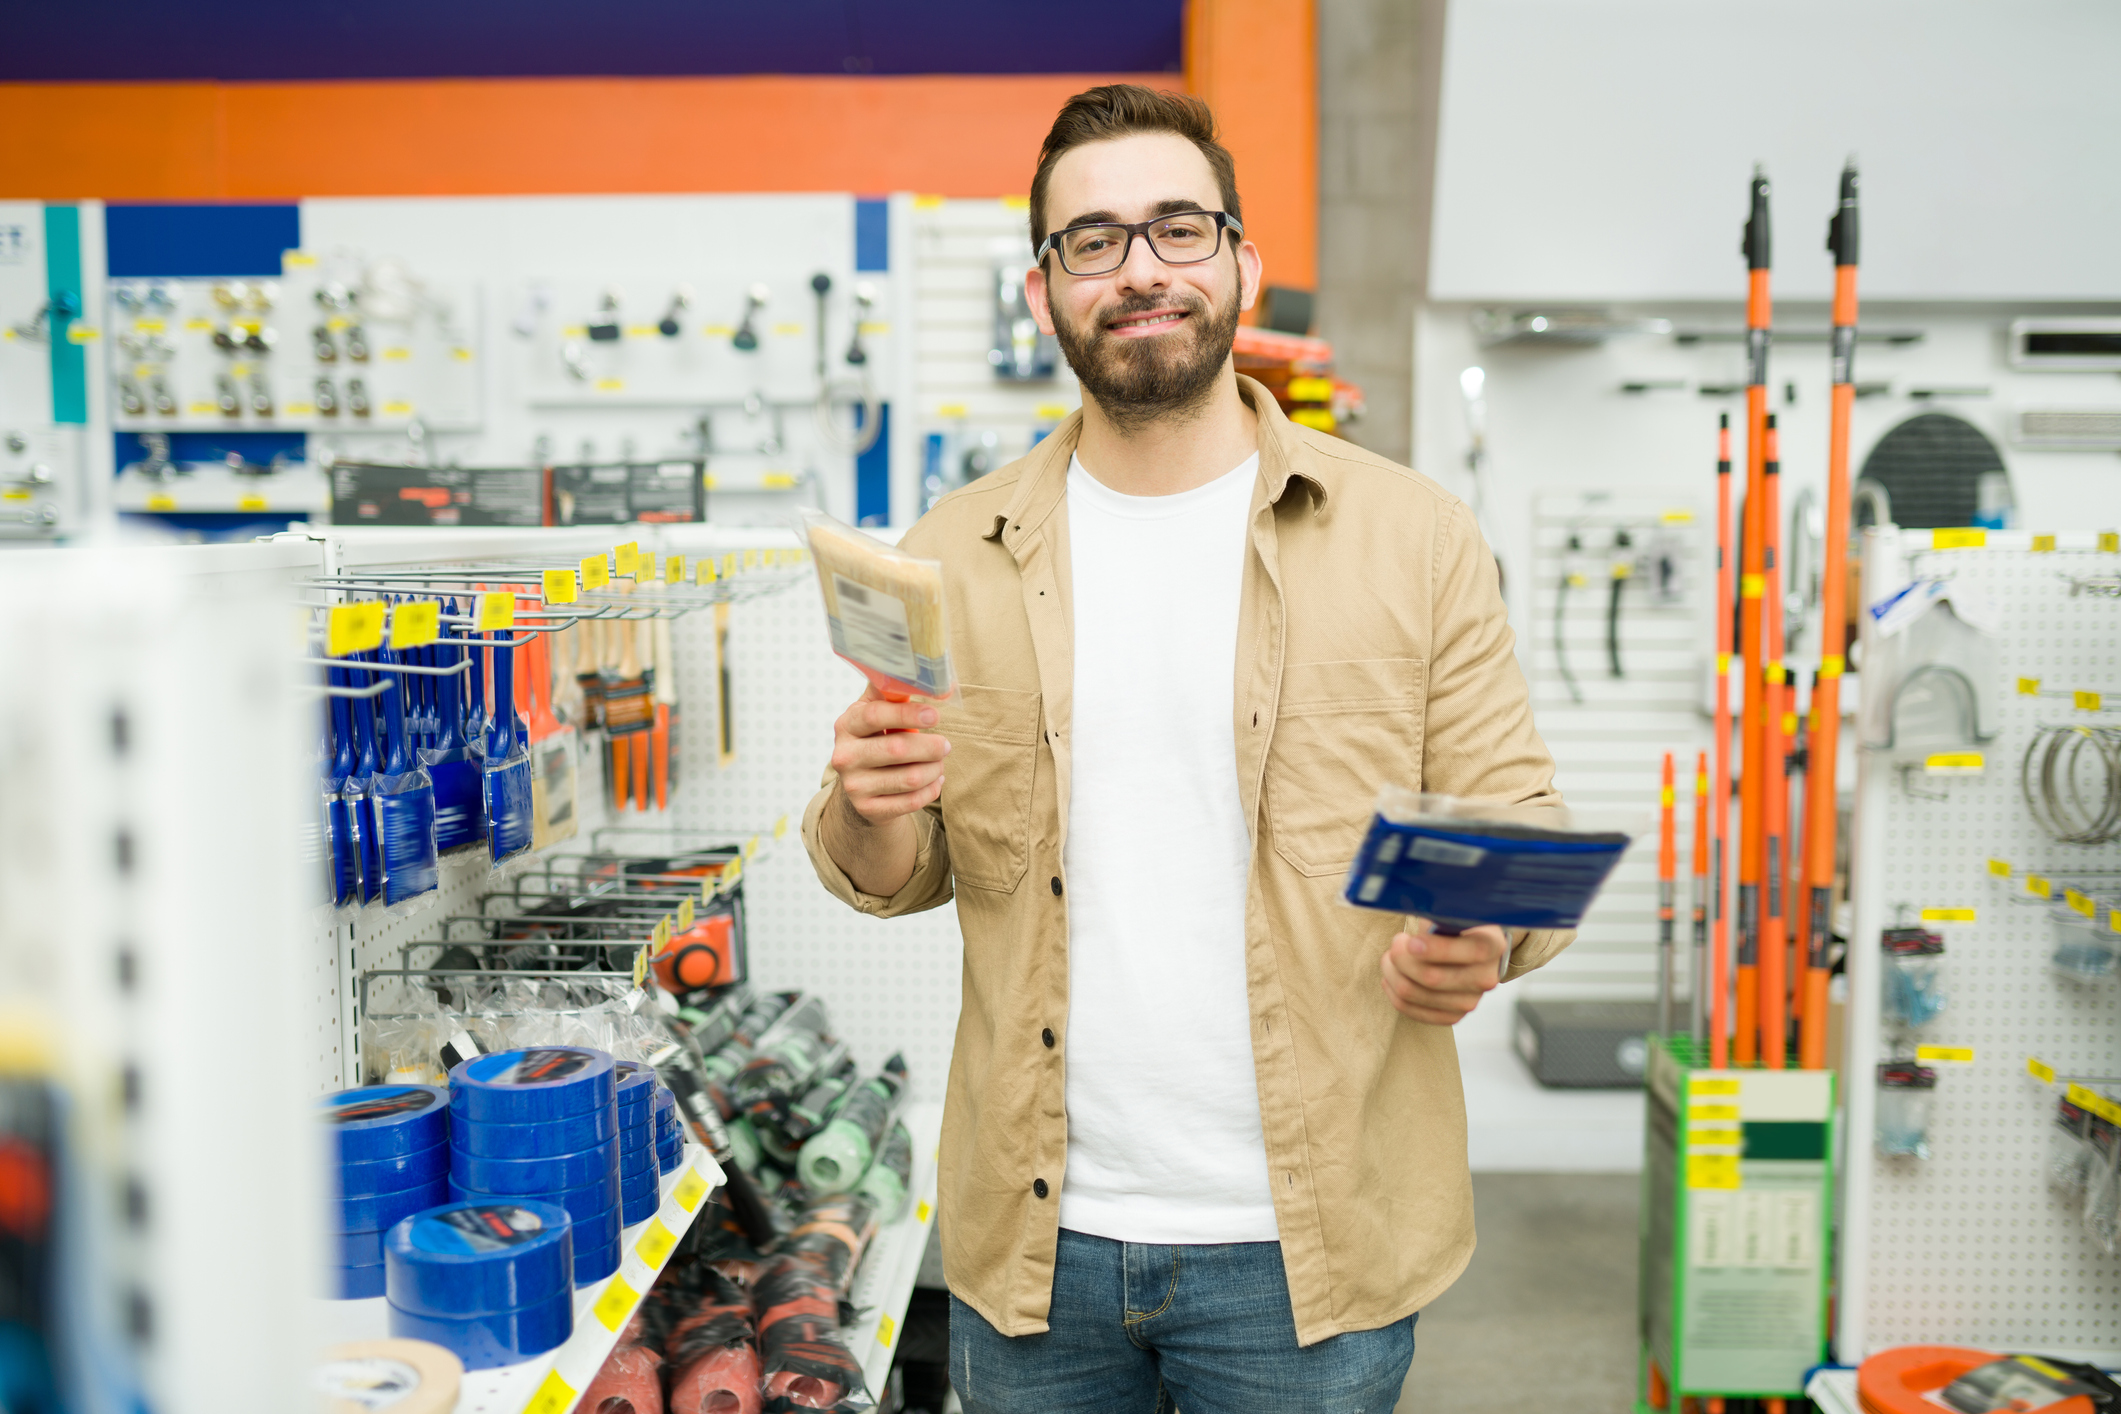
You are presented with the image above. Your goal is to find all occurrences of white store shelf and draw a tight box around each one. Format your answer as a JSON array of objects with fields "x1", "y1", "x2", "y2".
[
  {"x1": 320, "y1": 1145, "x2": 723, "y2": 1414},
  {"x1": 844, "y1": 1101, "x2": 944, "y2": 1404}
]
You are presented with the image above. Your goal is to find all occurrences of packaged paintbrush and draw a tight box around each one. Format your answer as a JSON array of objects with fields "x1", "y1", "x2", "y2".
[
  {"x1": 796, "y1": 508, "x2": 956, "y2": 704},
  {"x1": 371, "y1": 663, "x2": 440, "y2": 914}
]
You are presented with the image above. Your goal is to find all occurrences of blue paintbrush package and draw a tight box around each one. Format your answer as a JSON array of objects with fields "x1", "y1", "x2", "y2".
[
  {"x1": 373, "y1": 667, "x2": 440, "y2": 910},
  {"x1": 1342, "y1": 789, "x2": 1639, "y2": 931},
  {"x1": 323, "y1": 693, "x2": 360, "y2": 910},
  {"x1": 481, "y1": 632, "x2": 534, "y2": 867},
  {"x1": 423, "y1": 624, "x2": 485, "y2": 854}
]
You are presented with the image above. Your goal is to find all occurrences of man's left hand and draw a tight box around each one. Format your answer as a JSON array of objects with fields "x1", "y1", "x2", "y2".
[{"x1": 1379, "y1": 920, "x2": 1509, "y2": 1025}]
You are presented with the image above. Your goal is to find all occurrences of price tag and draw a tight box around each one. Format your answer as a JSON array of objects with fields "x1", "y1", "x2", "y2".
[
  {"x1": 2111, "y1": 909, "x2": 2121, "y2": 934},
  {"x1": 390, "y1": 600, "x2": 440, "y2": 650},
  {"x1": 722, "y1": 857, "x2": 743, "y2": 891},
  {"x1": 915, "y1": 1200, "x2": 931, "y2": 1224},
  {"x1": 237, "y1": 494, "x2": 270, "y2": 512},
  {"x1": 521, "y1": 1371, "x2": 578, "y2": 1414},
  {"x1": 1687, "y1": 1154, "x2": 1741, "y2": 1190},
  {"x1": 591, "y1": 1274, "x2": 641, "y2": 1332},
  {"x1": 476, "y1": 592, "x2": 514, "y2": 631},
  {"x1": 666, "y1": 554, "x2": 684, "y2": 584},
  {"x1": 744, "y1": 548, "x2": 761, "y2": 570},
  {"x1": 2077, "y1": 691, "x2": 2103, "y2": 712},
  {"x1": 635, "y1": 1218, "x2": 678, "y2": 1268},
  {"x1": 1988, "y1": 858, "x2": 2012, "y2": 877},
  {"x1": 631, "y1": 944, "x2": 650, "y2": 988},
  {"x1": 2028, "y1": 875, "x2": 2053, "y2": 900},
  {"x1": 744, "y1": 834, "x2": 760, "y2": 859},
  {"x1": 1689, "y1": 1104, "x2": 1740, "y2": 1121},
  {"x1": 2069, "y1": 1085, "x2": 2121, "y2": 1126},
  {"x1": 1924, "y1": 753, "x2": 1984, "y2": 774},
  {"x1": 1690, "y1": 1128, "x2": 1743, "y2": 1148},
  {"x1": 640, "y1": 553, "x2": 657, "y2": 581},
  {"x1": 653, "y1": 915, "x2": 671, "y2": 953},
  {"x1": 673, "y1": 1167, "x2": 709, "y2": 1212},
  {"x1": 327, "y1": 602, "x2": 385, "y2": 657},
  {"x1": 774, "y1": 813, "x2": 789, "y2": 840},
  {"x1": 2103, "y1": 532, "x2": 2120, "y2": 553},
  {"x1": 2068, "y1": 888, "x2": 2096, "y2": 918},
  {"x1": 1693, "y1": 1079, "x2": 1741, "y2": 1096},
  {"x1": 1931, "y1": 527, "x2": 1986, "y2": 549},
  {"x1": 543, "y1": 568, "x2": 578, "y2": 604},
  {"x1": 678, "y1": 897, "x2": 694, "y2": 931},
  {"x1": 1916, "y1": 1045, "x2": 1975, "y2": 1065},
  {"x1": 1741, "y1": 573, "x2": 1765, "y2": 599},
  {"x1": 762, "y1": 472, "x2": 798, "y2": 489},
  {"x1": 697, "y1": 557, "x2": 718, "y2": 585},
  {"x1": 581, "y1": 554, "x2": 609, "y2": 589},
  {"x1": 615, "y1": 542, "x2": 639, "y2": 577},
  {"x1": 146, "y1": 493, "x2": 178, "y2": 511},
  {"x1": 877, "y1": 1313, "x2": 898, "y2": 1348},
  {"x1": 2029, "y1": 1057, "x2": 2057, "y2": 1085},
  {"x1": 2033, "y1": 535, "x2": 2057, "y2": 552},
  {"x1": 2019, "y1": 677, "x2": 2042, "y2": 696},
  {"x1": 1920, "y1": 908, "x2": 1977, "y2": 924}
]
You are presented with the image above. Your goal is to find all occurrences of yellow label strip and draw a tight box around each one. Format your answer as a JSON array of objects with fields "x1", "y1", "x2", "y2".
[
  {"x1": 2028, "y1": 1056, "x2": 2056, "y2": 1084},
  {"x1": 326, "y1": 602, "x2": 385, "y2": 657},
  {"x1": 389, "y1": 600, "x2": 440, "y2": 650},
  {"x1": 475, "y1": 592, "x2": 514, "y2": 631},
  {"x1": 543, "y1": 568, "x2": 578, "y2": 604},
  {"x1": 635, "y1": 1217, "x2": 678, "y2": 1267}
]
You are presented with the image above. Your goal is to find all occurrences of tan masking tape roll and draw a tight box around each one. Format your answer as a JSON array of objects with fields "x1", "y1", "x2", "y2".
[{"x1": 316, "y1": 1339, "x2": 462, "y2": 1414}]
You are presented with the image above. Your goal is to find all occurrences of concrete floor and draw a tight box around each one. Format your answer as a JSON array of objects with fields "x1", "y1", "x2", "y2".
[{"x1": 1396, "y1": 1173, "x2": 1643, "y2": 1414}]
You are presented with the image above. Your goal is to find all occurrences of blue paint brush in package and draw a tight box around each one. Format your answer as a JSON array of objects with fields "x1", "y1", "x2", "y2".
[
  {"x1": 335, "y1": 664, "x2": 383, "y2": 906},
  {"x1": 423, "y1": 627, "x2": 484, "y2": 854},
  {"x1": 1342, "y1": 789, "x2": 1639, "y2": 932},
  {"x1": 481, "y1": 632, "x2": 534, "y2": 866},
  {"x1": 372, "y1": 658, "x2": 440, "y2": 908},
  {"x1": 324, "y1": 691, "x2": 360, "y2": 909}
]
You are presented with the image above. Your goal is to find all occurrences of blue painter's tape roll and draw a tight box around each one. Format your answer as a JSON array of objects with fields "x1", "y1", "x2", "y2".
[
  {"x1": 619, "y1": 1143, "x2": 658, "y2": 1181},
  {"x1": 657, "y1": 1137, "x2": 682, "y2": 1175},
  {"x1": 620, "y1": 1116, "x2": 654, "y2": 1151},
  {"x1": 322, "y1": 1085, "x2": 450, "y2": 1161},
  {"x1": 448, "y1": 1168, "x2": 619, "y2": 1226},
  {"x1": 333, "y1": 1261, "x2": 387, "y2": 1300},
  {"x1": 450, "y1": 1137, "x2": 616, "y2": 1195},
  {"x1": 336, "y1": 1227, "x2": 386, "y2": 1268},
  {"x1": 613, "y1": 1059, "x2": 657, "y2": 1112},
  {"x1": 386, "y1": 1287, "x2": 574, "y2": 1371},
  {"x1": 572, "y1": 1209, "x2": 621, "y2": 1285},
  {"x1": 384, "y1": 1198, "x2": 572, "y2": 1319},
  {"x1": 337, "y1": 1140, "x2": 449, "y2": 1198},
  {"x1": 621, "y1": 1184, "x2": 659, "y2": 1227},
  {"x1": 451, "y1": 1104, "x2": 616, "y2": 1160},
  {"x1": 449, "y1": 1047, "x2": 615, "y2": 1125},
  {"x1": 336, "y1": 1175, "x2": 450, "y2": 1233}
]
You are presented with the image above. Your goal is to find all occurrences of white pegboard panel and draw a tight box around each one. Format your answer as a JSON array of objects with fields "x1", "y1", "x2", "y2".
[
  {"x1": 1527, "y1": 491, "x2": 1710, "y2": 1000},
  {"x1": 1843, "y1": 530, "x2": 2121, "y2": 1362}
]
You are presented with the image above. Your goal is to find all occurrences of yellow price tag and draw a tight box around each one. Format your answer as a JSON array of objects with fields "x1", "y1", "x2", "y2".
[
  {"x1": 673, "y1": 1167, "x2": 708, "y2": 1212},
  {"x1": 722, "y1": 553, "x2": 738, "y2": 577},
  {"x1": 762, "y1": 471, "x2": 799, "y2": 489},
  {"x1": 774, "y1": 813, "x2": 789, "y2": 840},
  {"x1": 2112, "y1": 909, "x2": 2121, "y2": 934},
  {"x1": 145, "y1": 493, "x2": 179, "y2": 511},
  {"x1": 2033, "y1": 535, "x2": 2057, "y2": 552},
  {"x1": 2019, "y1": 677, "x2": 2042, "y2": 696},
  {"x1": 654, "y1": 915, "x2": 671, "y2": 953},
  {"x1": 592, "y1": 1275, "x2": 641, "y2": 1332},
  {"x1": 744, "y1": 834, "x2": 760, "y2": 859},
  {"x1": 1924, "y1": 753, "x2": 1983, "y2": 774},
  {"x1": 543, "y1": 568, "x2": 578, "y2": 604},
  {"x1": 1916, "y1": 1045, "x2": 1975, "y2": 1064},
  {"x1": 1920, "y1": 907, "x2": 1977, "y2": 923},
  {"x1": 1689, "y1": 1104, "x2": 1740, "y2": 1121},
  {"x1": 2068, "y1": 888, "x2": 2096, "y2": 917},
  {"x1": 2028, "y1": 875, "x2": 2053, "y2": 899},
  {"x1": 2029, "y1": 1057, "x2": 2056, "y2": 1084},
  {"x1": 237, "y1": 494, "x2": 270, "y2": 512},
  {"x1": 678, "y1": 897, "x2": 694, "y2": 931},
  {"x1": 876, "y1": 1313, "x2": 898, "y2": 1348},
  {"x1": 1820, "y1": 654, "x2": 1845, "y2": 678},
  {"x1": 916, "y1": 1200, "x2": 931, "y2": 1224},
  {"x1": 476, "y1": 592, "x2": 514, "y2": 631},
  {"x1": 1693, "y1": 1079, "x2": 1741, "y2": 1096},
  {"x1": 666, "y1": 554, "x2": 684, "y2": 584},
  {"x1": 721, "y1": 857, "x2": 744, "y2": 892},
  {"x1": 522, "y1": 1370, "x2": 578, "y2": 1414},
  {"x1": 1988, "y1": 858, "x2": 2012, "y2": 877},
  {"x1": 635, "y1": 1217, "x2": 678, "y2": 1267},
  {"x1": 632, "y1": 944, "x2": 649, "y2": 989},
  {"x1": 1690, "y1": 1128, "x2": 1743, "y2": 1147},
  {"x1": 390, "y1": 600, "x2": 440, "y2": 650},
  {"x1": 283, "y1": 250, "x2": 316, "y2": 268},
  {"x1": 1741, "y1": 573, "x2": 1765, "y2": 599},
  {"x1": 744, "y1": 548, "x2": 761, "y2": 569},
  {"x1": 1931, "y1": 527, "x2": 1986, "y2": 549},
  {"x1": 697, "y1": 557, "x2": 718, "y2": 585},
  {"x1": 2103, "y1": 532, "x2": 2120, "y2": 553},
  {"x1": 581, "y1": 554, "x2": 610, "y2": 589},
  {"x1": 2077, "y1": 691, "x2": 2103, "y2": 712},
  {"x1": 614, "y1": 542, "x2": 639, "y2": 577},
  {"x1": 327, "y1": 602, "x2": 386, "y2": 657},
  {"x1": 1687, "y1": 1154, "x2": 1742, "y2": 1190}
]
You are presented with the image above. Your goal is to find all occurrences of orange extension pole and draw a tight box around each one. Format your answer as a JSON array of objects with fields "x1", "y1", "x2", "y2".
[
  {"x1": 1693, "y1": 749, "x2": 1711, "y2": 1047},
  {"x1": 1712, "y1": 414, "x2": 1733, "y2": 1068},
  {"x1": 1736, "y1": 169, "x2": 1772, "y2": 1067},
  {"x1": 1760, "y1": 414, "x2": 1788, "y2": 1069},
  {"x1": 1659, "y1": 752, "x2": 1677, "y2": 1036},
  {"x1": 1801, "y1": 161, "x2": 1860, "y2": 1072}
]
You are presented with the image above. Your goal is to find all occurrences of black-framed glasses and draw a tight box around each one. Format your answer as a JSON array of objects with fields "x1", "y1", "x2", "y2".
[{"x1": 1034, "y1": 211, "x2": 1243, "y2": 277}]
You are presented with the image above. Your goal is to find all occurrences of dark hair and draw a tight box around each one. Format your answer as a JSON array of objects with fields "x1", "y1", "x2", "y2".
[{"x1": 1028, "y1": 84, "x2": 1242, "y2": 257}]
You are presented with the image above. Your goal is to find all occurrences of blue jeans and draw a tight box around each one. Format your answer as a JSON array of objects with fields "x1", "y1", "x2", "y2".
[{"x1": 948, "y1": 1229, "x2": 1416, "y2": 1414}]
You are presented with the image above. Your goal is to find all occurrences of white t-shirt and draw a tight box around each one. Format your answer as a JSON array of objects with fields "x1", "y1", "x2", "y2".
[{"x1": 1057, "y1": 450, "x2": 1280, "y2": 1245}]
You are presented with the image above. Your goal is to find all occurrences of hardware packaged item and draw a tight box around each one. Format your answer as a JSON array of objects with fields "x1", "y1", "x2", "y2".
[
  {"x1": 1881, "y1": 928, "x2": 1947, "y2": 1028},
  {"x1": 1876, "y1": 1063, "x2": 1938, "y2": 1158},
  {"x1": 798, "y1": 508, "x2": 956, "y2": 703},
  {"x1": 752, "y1": 1252, "x2": 868, "y2": 1410},
  {"x1": 1342, "y1": 790, "x2": 1636, "y2": 930},
  {"x1": 853, "y1": 1120, "x2": 914, "y2": 1222},
  {"x1": 798, "y1": 1054, "x2": 907, "y2": 1195},
  {"x1": 548, "y1": 458, "x2": 706, "y2": 525},
  {"x1": 331, "y1": 461, "x2": 545, "y2": 527},
  {"x1": 2049, "y1": 1095, "x2": 2095, "y2": 1200},
  {"x1": 666, "y1": 1267, "x2": 762, "y2": 1414},
  {"x1": 1859, "y1": 576, "x2": 1999, "y2": 752},
  {"x1": 2049, "y1": 911, "x2": 2119, "y2": 982},
  {"x1": 2086, "y1": 1115, "x2": 2121, "y2": 1255}
]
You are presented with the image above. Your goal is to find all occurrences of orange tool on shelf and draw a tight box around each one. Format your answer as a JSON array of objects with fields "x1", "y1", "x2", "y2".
[
  {"x1": 1692, "y1": 749, "x2": 1710, "y2": 1045},
  {"x1": 1759, "y1": 414, "x2": 1787, "y2": 1068},
  {"x1": 1801, "y1": 161, "x2": 1861, "y2": 1071},
  {"x1": 1735, "y1": 170, "x2": 1772, "y2": 1067},
  {"x1": 1658, "y1": 752, "x2": 1677, "y2": 1035},
  {"x1": 1712, "y1": 414, "x2": 1733, "y2": 1067}
]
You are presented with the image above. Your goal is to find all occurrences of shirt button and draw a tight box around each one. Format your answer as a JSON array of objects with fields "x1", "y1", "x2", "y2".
[
  {"x1": 1033, "y1": 1178, "x2": 1049, "y2": 1199},
  {"x1": 1042, "y1": 1027, "x2": 1055, "y2": 1049},
  {"x1": 1050, "y1": 877, "x2": 1063, "y2": 896}
]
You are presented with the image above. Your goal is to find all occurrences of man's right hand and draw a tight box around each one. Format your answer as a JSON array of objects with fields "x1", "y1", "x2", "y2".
[{"x1": 821, "y1": 685, "x2": 951, "y2": 898}]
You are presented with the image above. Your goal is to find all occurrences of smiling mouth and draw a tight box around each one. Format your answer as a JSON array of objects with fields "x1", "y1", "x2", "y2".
[{"x1": 1105, "y1": 309, "x2": 1190, "y2": 334}]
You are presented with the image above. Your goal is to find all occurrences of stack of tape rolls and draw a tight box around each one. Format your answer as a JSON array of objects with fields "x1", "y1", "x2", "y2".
[
  {"x1": 384, "y1": 1199, "x2": 575, "y2": 1370},
  {"x1": 447, "y1": 1047, "x2": 622, "y2": 1284},
  {"x1": 653, "y1": 1084, "x2": 682, "y2": 1175},
  {"x1": 316, "y1": 1337, "x2": 463, "y2": 1414},
  {"x1": 323, "y1": 1085, "x2": 451, "y2": 1299},
  {"x1": 614, "y1": 1060, "x2": 660, "y2": 1223}
]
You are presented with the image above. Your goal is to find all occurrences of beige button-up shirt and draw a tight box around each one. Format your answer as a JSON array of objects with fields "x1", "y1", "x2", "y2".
[{"x1": 803, "y1": 377, "x2": 1571, "y2": 1345}]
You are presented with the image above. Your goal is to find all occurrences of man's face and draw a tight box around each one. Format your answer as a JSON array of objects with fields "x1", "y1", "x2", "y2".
[{"x1": 1026, "y1": 132, "x2": 1262, "y2": 428}]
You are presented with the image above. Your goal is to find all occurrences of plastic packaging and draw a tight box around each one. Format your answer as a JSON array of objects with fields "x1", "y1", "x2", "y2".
[
  {"x1": 1880, "y1": 928, "x2": 1947, "y2": 1028},
  {"x1": 387, "y1": 1288, "x2": 574, "y2": 1371},
  {"x1": 2050, "y1": 912, "x2": 2120, "y2": 982},
  {"x1": 753, "y1": 1252, "x2": 868, "y2": 1410},
  {"x1": 798, "y1": 508, "x2": 956, "y2": 704},
  {"x1": 449, "y1": 1046, "x2": 616, "y2": 1125},
  {"x1": 1860, "y1": 577, "x2": 1998, "y2": 752},
  {"x1": 2086, "y1": 1116, "x2": 2121, "y2": 1255},
  {"x1": 480, "y1": 633, "x2": 535, "y2": 867},
  {"x1": 852, "y1": 1120, "x2": 913, "y2": 1222},
  {"x1": 2048, "y1": 1096, "x2": 2095, "y2": 1200},
  {"x1": 422, "y1": 627, "x2": 485, "y2": 854},
  {"x1": 1876, "y1": 1063, "x2": 1938, "y2": 1158},
  {"x1": 782, "y1": 1194, "x2": 877, "y2": 1290},
  {"x1": 579, "y1": 1340, "x2": 665, "y2": 1414},
  {"x1": 384, "y1": 1199, "x2": 574, "y2": 1318},
  {"x1": 798, "y1": 1054, "x2": 907, "y2": 1195},
  {"x1": 323, "y1": 1085, "x2": 450, "y2": 1161},
  {"x1": 1342, "y1": 790, "x2": 1637, "y2": 930},
  {"x1": 665, "y1": 1268, "x2": 762, "y2": 1414}
]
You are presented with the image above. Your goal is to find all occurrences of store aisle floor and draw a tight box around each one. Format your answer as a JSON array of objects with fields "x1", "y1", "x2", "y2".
[{"x1": 1395, "y1": 1172, "x2": 1640, "y2": 1414}]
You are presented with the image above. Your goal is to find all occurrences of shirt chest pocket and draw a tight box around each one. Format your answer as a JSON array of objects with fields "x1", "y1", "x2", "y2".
[
  {"x1": 1266, "y1": 658, "x2": 1427, "y2": 877},
  {"x1": 937, "y1": 683, "x2": 1042, "y2": 893}
]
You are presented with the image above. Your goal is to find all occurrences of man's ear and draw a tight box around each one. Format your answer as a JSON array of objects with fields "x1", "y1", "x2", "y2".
[
  {"x1": 1024, "y1": 259, "x2": 1058, "y2": 337},
  {"x1": 1235, "y1": 238, "x2": 1263, "y2": 313}
]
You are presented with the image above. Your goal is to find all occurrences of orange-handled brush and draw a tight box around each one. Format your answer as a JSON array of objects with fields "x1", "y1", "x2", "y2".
[
  {"x1": 1692, "y1": 750, "x2": 1711, "y2": 1046},
  {"x1": 1712, "y1": 415, "x2": 1734, "y2": 1068},
  {"x1": 1659, "y1": 752, "x2": 1677, "y2": 1037}
]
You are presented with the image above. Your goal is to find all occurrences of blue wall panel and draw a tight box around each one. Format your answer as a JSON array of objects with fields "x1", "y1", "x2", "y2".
[{"x1": 106, "y1": 204, "x2": 301, "y2": 279}]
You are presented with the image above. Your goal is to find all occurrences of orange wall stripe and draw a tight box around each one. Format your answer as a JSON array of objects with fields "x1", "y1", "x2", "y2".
[
  {"x1": 1187, "y1": 0, "x2": 1318, "y2": 291},
  {"x1": 0, "y1": 73, "x2": 1169, "y2": 201}
]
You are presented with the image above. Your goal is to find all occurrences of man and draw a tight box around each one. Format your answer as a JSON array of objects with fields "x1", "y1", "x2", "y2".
[{"x1": 802, "y1": 85, "x2": 1569, "y2": 1412}]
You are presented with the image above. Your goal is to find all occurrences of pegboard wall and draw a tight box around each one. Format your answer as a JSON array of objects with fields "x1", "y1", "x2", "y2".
[
  {"x1": 1527, "y1": 490, "x2": 1709, "y2": 1000},
  {"x1": 1843, "y1": 528, "x2": 2121, "y2": 1361}
]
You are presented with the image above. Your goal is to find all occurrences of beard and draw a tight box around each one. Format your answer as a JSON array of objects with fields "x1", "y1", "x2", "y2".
[{"x1": 1050, "y1": 273, "x2": 1243, "y2": 434}]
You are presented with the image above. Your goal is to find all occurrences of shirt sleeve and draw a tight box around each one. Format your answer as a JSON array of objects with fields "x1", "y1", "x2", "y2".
[
  {"x1": 1421, "y1": 497, "x2": 1575, "y2": 982},
  {"x1": 801, "y1": 772, "x2": 956, "y2": 917}
]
